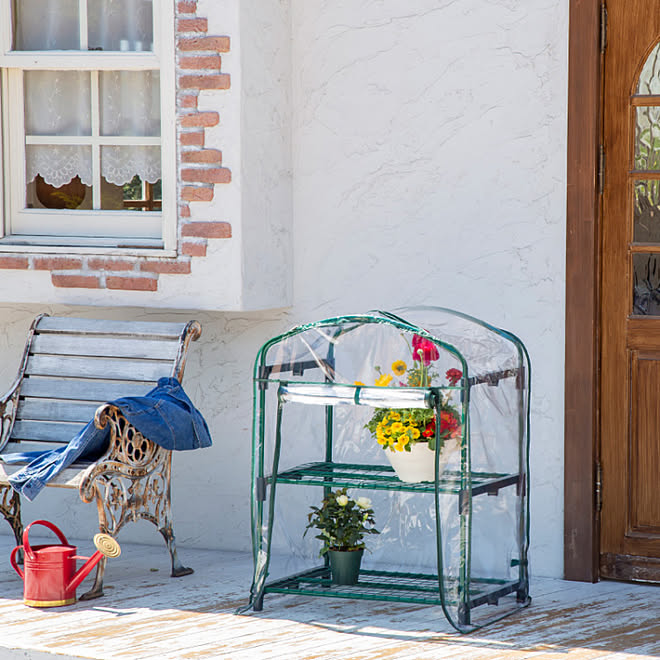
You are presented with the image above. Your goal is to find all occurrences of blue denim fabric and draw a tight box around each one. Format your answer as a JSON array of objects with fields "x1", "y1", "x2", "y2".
[{"x1": 1, "y1": 377, "x2": 211, "y2": 501}]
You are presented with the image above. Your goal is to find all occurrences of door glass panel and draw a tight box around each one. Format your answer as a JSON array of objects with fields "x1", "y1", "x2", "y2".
[
  {"x1": 635, "y1": 107, "x2": 660, "y2": 170},
  {"x1": 638, "y1": 43, "x2": 660, "y2": 94},
  {"x1": 12, "y1": 0, "x2": 80, "y2": 50},
  {"x1": 633, "y1": 253, "x2": 660, "y2": 315},
  {"x1": 634, "y1": 180, "x2": 660, "y2": 242}
]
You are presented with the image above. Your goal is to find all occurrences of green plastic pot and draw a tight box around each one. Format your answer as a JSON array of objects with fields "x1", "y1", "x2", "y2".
[{"x1": 328, "y1": 548, "x2": 364, "y2": 585}]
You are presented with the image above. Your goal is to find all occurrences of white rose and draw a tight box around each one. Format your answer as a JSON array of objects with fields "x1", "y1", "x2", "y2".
[
  {"x1": 336, "y1": 495, "x2": 349, "y2": 506},
  {"x1": 356, "y1": 497, "x2": 372, "y2": 509}
]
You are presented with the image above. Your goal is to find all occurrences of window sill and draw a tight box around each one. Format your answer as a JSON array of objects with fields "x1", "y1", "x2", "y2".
[{"x1": 0, "y1": 235, "x2": 173, "y2": 257}]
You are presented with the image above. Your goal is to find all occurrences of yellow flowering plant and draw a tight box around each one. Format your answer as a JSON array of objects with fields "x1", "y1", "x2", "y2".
[{"x1": 364, "y1": 334, "x2": 463, "y2": 453}]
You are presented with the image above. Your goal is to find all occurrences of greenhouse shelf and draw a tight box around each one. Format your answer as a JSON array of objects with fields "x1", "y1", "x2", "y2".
[
  {"x1": 267, "y1": 462, "x2": 522, "y2": 506},
  {"x1": 263, "y1": 566, "x2": 523, "y2": 609}
]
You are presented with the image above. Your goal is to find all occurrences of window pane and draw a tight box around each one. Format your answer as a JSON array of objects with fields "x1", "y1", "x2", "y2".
[
  {"x1": 24, "y1": 71, "x2": 91, "y2": 136},
  {"x1": 100, "y1": 71, "x2": 160, "y2": 136},
  {"x1": 101, "y1": 174, "x2": 162, "y2": 211},
  {"x1": 88, "y1": 0, "x2": 153, "y2": 52},
  {"x1": 13, "y1": 0, "x2": 80, "y2": 50},
  {"x1": 26, "y1": 145, "x2": 92, "y2": 210},
  {"x1": 101, "y1": 144, "x2": 161, "y2": 187}
]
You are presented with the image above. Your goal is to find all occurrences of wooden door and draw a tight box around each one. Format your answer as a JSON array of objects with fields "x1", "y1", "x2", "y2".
[{"x1": 601, "y1": 0, "x2": 660, "y2": 581}]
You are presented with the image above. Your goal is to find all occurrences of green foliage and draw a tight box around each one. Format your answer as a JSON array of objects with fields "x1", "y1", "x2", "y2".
[{"x1": 304, "y1": 488, "x2": 379, "y2": 555}]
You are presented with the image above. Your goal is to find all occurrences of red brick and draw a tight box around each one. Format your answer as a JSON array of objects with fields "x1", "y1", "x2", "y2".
[
  {"x1": 33, "y1": 257, "x2": 83, "y2": 271},
  {"x1": 87, "y1": 258, "x2": 136, "y2": 271},
  {"x1": 181, "y1": 167, "x2": 231, "y2": 184},
  {"x1": 180, "y1": 111, "x2": 219, "y2": 128},
  {"x1": 140, "y1": 260, "x2": 191, "y2": 274},
  {"x1": 52, "y1": 274, "x2": 101, "y2": 289},
  {"x1": 182, "y1": 149, "x2": 222, "y2": 164},
  {"x1": 181, "y1": 240, "x2": 207, "y2": 257},
  {"x1": 181, "y1": 221, "x2": 232, "y2": 239},
  {"x1": 179, "y1": 94, "x2": 198, "y2": 109},
  {"x1": 179, "y1": 131, "x2": 204, "y2": 147},
  {"x1": 0, "y1": 256, "x2": 29, "y2": 269},
  {"x1": 179, "y1": 55, "x2": 221, "y2": 70},
  {"x1": 180, "y1": 204, "x2": 191, "y2": 218},
  {"x1": 181, "y1": 186, "x2": 214, "y2": 202},
  {"x1": 177, "y1": 36, "x2": 230, "y2": 52},
  {"x1": 106, "y1": 276, "x2": 158, "y2": 291},
  {"x1": 177, "y1": 0, "x2": 197, "y2": 13},
  {"x1": 177, "y1": 18, "x2": 208, "y2": 33},
  {"x1": 179, "y1": 74, "x2": 230, "y2": 90}
]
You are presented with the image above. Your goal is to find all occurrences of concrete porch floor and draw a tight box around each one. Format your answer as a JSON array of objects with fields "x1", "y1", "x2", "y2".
[{"x1": 0, "y1": 534, "x2": 657, "y2": 660}]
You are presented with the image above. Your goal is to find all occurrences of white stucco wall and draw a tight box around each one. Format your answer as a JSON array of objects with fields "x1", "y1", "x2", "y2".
[{"x1": 0, "y1": 0, "x2": 569, "y2": 578}]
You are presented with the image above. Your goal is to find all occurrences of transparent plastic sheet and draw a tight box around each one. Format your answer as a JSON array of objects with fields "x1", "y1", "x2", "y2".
[{"x1": 244, "y1": 308, "x2": 530, "y2": 632}]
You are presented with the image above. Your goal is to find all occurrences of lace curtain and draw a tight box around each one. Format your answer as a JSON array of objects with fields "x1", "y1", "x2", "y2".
[
  {"x1": 24, "y1": 70, "x2": 161, "y2": 188},
  {"x1": 15, "y1": 1, "x2": 159, "y2": 190}
]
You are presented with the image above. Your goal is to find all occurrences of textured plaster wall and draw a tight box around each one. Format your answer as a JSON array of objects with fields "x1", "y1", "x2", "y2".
[{"x1": 0, "y1": 0, "x2": 569, "y2": 578}]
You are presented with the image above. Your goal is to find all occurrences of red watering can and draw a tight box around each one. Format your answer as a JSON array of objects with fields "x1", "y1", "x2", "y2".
[{"x1": 10, "y1": 519, "x2": 121, "y2": 607}]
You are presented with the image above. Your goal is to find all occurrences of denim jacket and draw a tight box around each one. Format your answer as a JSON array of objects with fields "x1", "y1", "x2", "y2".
[{"x1": 2, "y1": 377, "x2": 212, "y2": 501}]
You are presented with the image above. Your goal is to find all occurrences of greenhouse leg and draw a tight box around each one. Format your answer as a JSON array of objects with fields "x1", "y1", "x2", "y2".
[{"x1": 458, "y1": 602, "x2": 471, "y2": 627}]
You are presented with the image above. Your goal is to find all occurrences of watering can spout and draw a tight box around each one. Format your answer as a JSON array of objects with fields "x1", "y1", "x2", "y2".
[{"x1": 68, "y1": 534, "x2": 121, "y2": 593}]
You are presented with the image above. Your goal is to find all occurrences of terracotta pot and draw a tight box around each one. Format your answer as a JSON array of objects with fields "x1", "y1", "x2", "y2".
[{"x1": 385, "y1": 437, "x2": 459, "y2": 483}]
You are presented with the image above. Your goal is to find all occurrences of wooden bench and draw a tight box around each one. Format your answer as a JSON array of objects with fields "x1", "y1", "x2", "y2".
[{"x1": 0, "y1": 314, "x2": 202, "y2": 599}]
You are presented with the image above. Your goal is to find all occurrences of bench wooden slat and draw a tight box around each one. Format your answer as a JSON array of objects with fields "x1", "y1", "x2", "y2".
[
  {"x1": 31, "y1": 334, "x2": 180, "y2": 361},
  {"x1": 19, "y1": 378, "x2": 154, "y2": 402},
  {"x1": 25, "y1": 355, "x2": 173, "y2": 382},
  {"x1": 16, "y1": 399, "x2": 100, "y2": 424},
  {"x1": 36, "y1": 317, "x2": 188, "y2": 339},
  {"x1": 10, "y1": 420, "x2": 87, "y2": 444},
  {"x1": 0, "y1": 460, "x2": 88, "y2": 488}
]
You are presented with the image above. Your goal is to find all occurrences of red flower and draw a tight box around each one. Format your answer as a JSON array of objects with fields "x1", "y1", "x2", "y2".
[
  {"x1": 412, "y1": 334, "x2": 439, "y2": 365},
  {"x1": 446, "y1": 368, "x2": 462, "y2": 385},
  {"x1": 422, "y1": 419, "x2": 435, "y2": 438},
  {"x1": 439, "y1": 411, "x2": 460, "y2": 438}
]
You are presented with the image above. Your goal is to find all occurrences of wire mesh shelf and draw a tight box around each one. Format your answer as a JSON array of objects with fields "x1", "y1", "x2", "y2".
[
  {"x1": 272, "y1": 461, "x2": 521, "y2": 498},
  {"x1": 264, "y1": 566, "x2": 522, "y2": 609}
]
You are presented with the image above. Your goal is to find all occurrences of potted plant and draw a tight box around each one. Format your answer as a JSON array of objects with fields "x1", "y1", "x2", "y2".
[
  {"x1": 304, "y1": 488, "x2": 379, "y2": 585},
  {"x1": 364, "y1": 334, "x2": 463, "y2": 482}
]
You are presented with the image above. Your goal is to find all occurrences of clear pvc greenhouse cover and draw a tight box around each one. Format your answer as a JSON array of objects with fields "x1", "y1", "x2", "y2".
[{"x1": 245, "y1": 306, "x2": 531, "y2": 632}]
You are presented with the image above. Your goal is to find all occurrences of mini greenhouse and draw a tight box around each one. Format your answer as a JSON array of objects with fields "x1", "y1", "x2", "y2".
[{"x1": 244, "y1": 307, "x2": 531, "y2": 632}]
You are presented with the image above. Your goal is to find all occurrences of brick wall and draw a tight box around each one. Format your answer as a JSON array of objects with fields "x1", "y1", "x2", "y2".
[{"x1": 0, "y1": 1, "x2": 232, "y2": 292}]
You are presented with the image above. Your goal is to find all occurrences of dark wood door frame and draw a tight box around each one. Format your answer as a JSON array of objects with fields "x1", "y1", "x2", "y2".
[{"x1": 565, "y1": 0, "x2": 602, "y2": 582}]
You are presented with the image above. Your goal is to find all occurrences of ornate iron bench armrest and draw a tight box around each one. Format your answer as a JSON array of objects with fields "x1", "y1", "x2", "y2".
[
  {"x1": 78, "y1": 402, "x2": 191, "y2": 583},
  {"x1": 0, "y1": 378, "x2": 22, "y2": 453},
  {"x1": 79, "y1": 403, "x2": 171, "y2": 529}
]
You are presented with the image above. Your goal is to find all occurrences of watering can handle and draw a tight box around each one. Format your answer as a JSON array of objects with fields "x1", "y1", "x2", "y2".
[
  {"x1": 9, "y1": 545, "x2": 23, "y2": 579},
  {"x1": 22, "y1": 520, "x2": 70, "y2": 562}
]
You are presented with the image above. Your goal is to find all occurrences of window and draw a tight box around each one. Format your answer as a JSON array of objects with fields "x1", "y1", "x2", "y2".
[{"x1": 0, "y1": 0, "x2": 175, "y2": 251}]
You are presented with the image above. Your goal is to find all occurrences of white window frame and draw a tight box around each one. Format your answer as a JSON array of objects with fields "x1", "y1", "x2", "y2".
[{"x1": 0, "y1": 0, "x2": 176, "y2": 255}]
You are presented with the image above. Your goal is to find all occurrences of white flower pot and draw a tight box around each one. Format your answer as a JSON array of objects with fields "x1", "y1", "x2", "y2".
[{"x1": 385, "y1": 438, "x2": 459, "y2": 483}]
